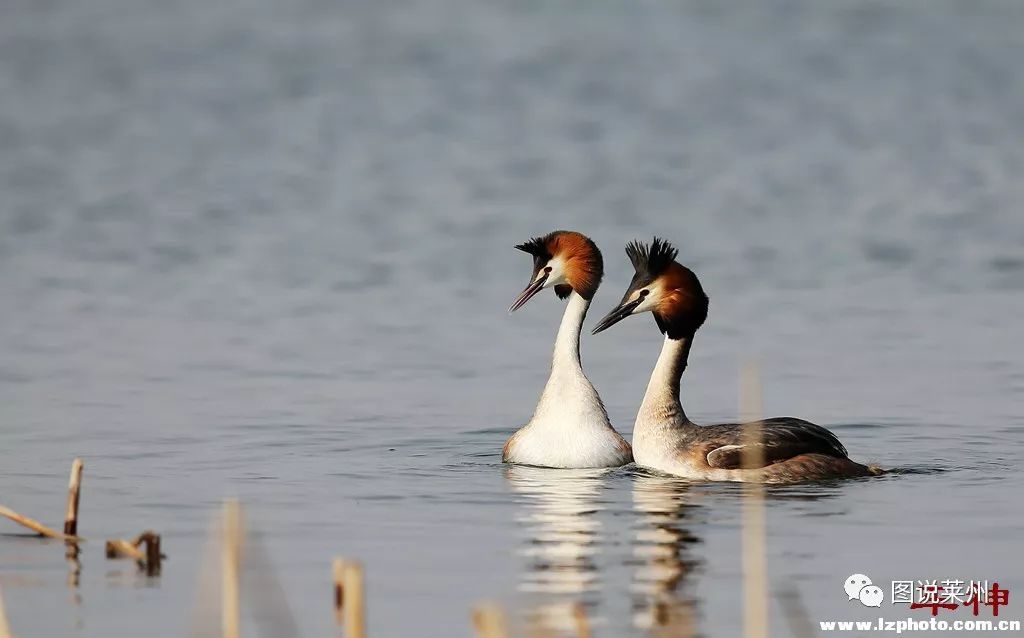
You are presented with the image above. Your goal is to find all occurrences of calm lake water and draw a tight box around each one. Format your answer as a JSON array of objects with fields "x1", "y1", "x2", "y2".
[{"x1": 2, "y1": 0, "x2": 1023, "y2": 636}]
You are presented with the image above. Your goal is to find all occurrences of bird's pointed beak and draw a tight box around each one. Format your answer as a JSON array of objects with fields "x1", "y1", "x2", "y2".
[
  {"x1": 591, "y1": 298, "x2": 642, "y2": 334},
  {"x1": 509, "y1": 272, "x2": 549, "y2": 312}
]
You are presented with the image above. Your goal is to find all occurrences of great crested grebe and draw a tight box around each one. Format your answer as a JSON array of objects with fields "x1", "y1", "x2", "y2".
[
  {"x1": 503, "y1": 230, "x2": 632, "y2": 469},
  {"x1": 592, "y1": 238, "x2": 880, "y2": 483}
]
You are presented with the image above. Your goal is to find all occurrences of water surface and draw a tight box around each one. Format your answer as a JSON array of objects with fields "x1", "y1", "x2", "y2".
[{"x1": 2, "y1": 0, "x2": 1023, "y2": 635}]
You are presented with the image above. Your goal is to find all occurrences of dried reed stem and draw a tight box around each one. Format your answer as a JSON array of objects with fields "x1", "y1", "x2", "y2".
[
  {"x1": 472, "y1": 602, "x2": 508, "y2": 638},
  {"x1": 572, "y1": 603, "x2": 590, "y2": 638},
  {"x1": 0, "y1": 505, "x2": 78, "y2": 542},
  {"x1": 63, "y1": 459, "x2": 83, "y2": 537},
  {"x1": 104, "y1": 530, "x2": 164, "y2": 576},
  {"x1": 105, "y1": 539, "x2": 145, "y2": 560},
  {"x1": 139, "y1": 531, "x2": 163, "y2": 576},
  {"x1": 222, "y1": 500, "x2": 243, "y2": 638},
  {"x1": 741, "y1": 362, "x2": 768, "y2": 638},
  {"x1": 341, "y1": 562, "x2": 365, "y2": 638},
  {"x1": 0, "y1": 584, "x2": 13, "y2": 638},
  {"x1": 332, "y1": 558, "x2": 346, "y2": 626}
]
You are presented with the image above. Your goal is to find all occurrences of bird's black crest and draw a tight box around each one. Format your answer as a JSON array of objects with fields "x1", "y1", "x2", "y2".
[
  {"x1": 625, "y1": 237, "x2": 679, "y2": 283},
  {"x1": 514, "y1": 234, "x2": 554, "y2": 274},
  {"x1": 514, "y1": 235, "x2": 552, "y2": 260}
]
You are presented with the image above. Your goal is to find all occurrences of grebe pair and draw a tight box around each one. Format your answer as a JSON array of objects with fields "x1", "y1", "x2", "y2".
[{"x1": 502, "y1": 230, "x2": 878, "y2": 483}]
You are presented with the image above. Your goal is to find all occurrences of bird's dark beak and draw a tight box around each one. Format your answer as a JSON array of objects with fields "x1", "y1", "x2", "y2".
[
  {"x1": 591, "y1": 298, "x2": 642, "y2": 334},
  {"x1": 509, "y1": 272, "x2": 549, "y2": 312}
]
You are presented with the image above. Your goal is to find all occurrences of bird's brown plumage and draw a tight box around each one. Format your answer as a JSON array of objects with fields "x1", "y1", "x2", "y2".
[
  {"x1": 516, "y1": 230, "x2": 604, "y2": 300},
  {"x1": 653, "y1": 262, "x2": 709, "y2": 340}
]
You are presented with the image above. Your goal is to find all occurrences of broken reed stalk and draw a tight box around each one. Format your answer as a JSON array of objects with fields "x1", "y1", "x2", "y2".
[
  {"x1": 0, "y1": 505, "x2": 79, "y2": 542},
  {"x1": 472, "y1": 602, "x2": 508, "y2": 638},
  {"x1": 144, "y1": 532, "x2": 162, "y2": 576},
  {"x1": 104, "y1": 531, "x2": 163, "y2": 575},
  {"x1": 571, "y1": 603, "x2": 590, "y2": 638},
  {"x1": 135, "y1": 531, "x2": 163, "y2": 575},
  {"x1": 340, "y1": 561, "x2": 365, "y2": 638},
  {"x1": 63, "y1": 458, "x2": 83, "y2": 537},
  {"x1": 0, "y1": 584, "x2": 12, "y2": 638},
  {"x1": 222, "y1": 500, "x2": 243, "y2": 638},
  {"x1": 740, "y1": 362, "x2": 768, "y2": 638},
  {"x1": 106, "y1": 539, "x2": 145, "y2": 560},
  {"x1": 332, "y1": 558, "x2": 346, "y2": 626},
  {"x1": 0, "y1": 459, "x2": 85, "y2": 543}
]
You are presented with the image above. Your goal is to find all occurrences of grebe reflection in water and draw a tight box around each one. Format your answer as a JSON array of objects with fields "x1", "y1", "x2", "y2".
[
  {"x1": 505, "y1": 465, "x2": 611, "y2": 634},
  {"x1": 631, "y1": 473, "x2": 701, "y2": 635}
]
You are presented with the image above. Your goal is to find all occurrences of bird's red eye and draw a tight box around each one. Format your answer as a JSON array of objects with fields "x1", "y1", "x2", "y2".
[
  {"x1": 639, "y1": 289, "x2": 650, "y2": 298},
  {"x1": 544, "y1": 266, "x2": 552, "y2": 273}
]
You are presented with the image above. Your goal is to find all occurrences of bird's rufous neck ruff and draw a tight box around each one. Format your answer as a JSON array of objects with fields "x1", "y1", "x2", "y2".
[
  {"x1": 653, "y1": 262, "x2": 708, "y2": 340},
  {"x1": 547, "y1": 232, "x2": 603, "y2": 301},
  {"x1": 516, "y1": 231, "x2": 604, "y2": 301}
]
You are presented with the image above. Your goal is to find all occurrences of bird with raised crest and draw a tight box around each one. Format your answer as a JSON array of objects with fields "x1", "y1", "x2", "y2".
[
  {"x1": 592, "y1": 237, "x2": 881, "y2": 483},
  {"x1": 503, "y1": 230, "x2": 633, "y2": 469}
]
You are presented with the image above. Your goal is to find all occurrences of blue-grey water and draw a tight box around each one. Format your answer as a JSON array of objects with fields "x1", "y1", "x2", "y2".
[{"x1": 2, "y1": 0, "x2": 1023, "y2": 636}]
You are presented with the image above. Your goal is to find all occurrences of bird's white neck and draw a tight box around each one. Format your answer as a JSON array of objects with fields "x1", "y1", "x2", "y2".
[
  {"x1": 636, "y1": 335, "x2": 692, "y2": 429},
  {"x1": 531, "y1": 291, "x2": 605, "y2": 421},
  {"x1": 550, "y1": 291, "x2": 589, "y2": 374}
]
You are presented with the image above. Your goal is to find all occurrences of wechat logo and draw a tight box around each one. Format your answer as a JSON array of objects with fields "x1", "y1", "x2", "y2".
[{"x1": 845, "y1": 573, "x2": 884, "y2": 607}]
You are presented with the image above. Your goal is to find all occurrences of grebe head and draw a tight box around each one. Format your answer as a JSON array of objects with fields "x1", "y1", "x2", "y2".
[
  {"x1": 591, "y1": 237, "x2": 708, "y2": 339},
  {"x1": 508, "y1": 230, "x2": 604, "y2": 312}
]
